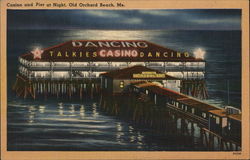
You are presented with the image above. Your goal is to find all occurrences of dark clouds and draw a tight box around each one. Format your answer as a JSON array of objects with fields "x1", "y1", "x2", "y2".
[{"x1": 7, "y1": 9, "x2": 241, "y2": 30}]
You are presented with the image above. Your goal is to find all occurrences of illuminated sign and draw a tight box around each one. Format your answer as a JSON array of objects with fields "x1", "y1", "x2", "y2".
[
  {"x1": 99, "y1": 49, "x2": 138, "y2": 57},
  {"x1": 48, "y1": 50, "x2": 190, "y2": 58},
  {"x1": 72, "y1": 41, "x2": 148, "y2": 48},
  {"x1": 47, "y1": 41, "x2": 190, "y2": 58},
  {"x1": 133, "y1": 72, "x2": 165, "y2": 78},
  {"x1": 22, "y1": 40, "x2": 203, "y2": 61}
]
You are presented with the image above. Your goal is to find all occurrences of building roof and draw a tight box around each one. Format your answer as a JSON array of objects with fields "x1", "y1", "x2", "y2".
[
  {"x1": 209, "y1": 110, "x2": 242, "y2": 122},
  {"x1": 209, "y1": 109, "x2": 227, "y2": 117},
  {"x1": 177, "y1": 98, "x2": 220, "y2": 112},
  {"x1": 135, "y1": 82, "x2": 159, "y2": 88},
  {"x1": 227, "y1": 114, "x2": 242, "y2": 122},
  {"x1": 135, "y1": 82, "x2": 186, "y2": 99},
  {"x1": 100, "y1": 65, "x2": 177, "y2": 80},
  {"x1": 130, "y1": 80, "x2": 147, "y2": 85},
  {"x1": 20, "y1": 40, "x2": 205, "y2": 62}
]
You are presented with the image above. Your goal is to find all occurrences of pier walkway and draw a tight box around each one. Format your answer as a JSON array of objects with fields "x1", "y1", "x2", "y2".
[{"x1": 100, "y1": 81, "x2": 241, "y2": 151}]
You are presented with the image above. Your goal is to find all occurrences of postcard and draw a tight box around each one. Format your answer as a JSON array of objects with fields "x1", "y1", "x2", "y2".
[{"x1": 1, "y1": 0, "x2": 249, "y2": 159}]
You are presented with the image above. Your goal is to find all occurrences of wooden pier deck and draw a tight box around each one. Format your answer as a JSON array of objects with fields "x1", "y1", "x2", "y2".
[{"x1": 100, "y1": 81, "x2": 241, "y2": 151}]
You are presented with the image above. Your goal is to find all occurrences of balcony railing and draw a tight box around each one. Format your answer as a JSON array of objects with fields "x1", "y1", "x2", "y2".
[{"x1": 23, "y1": 65, "x2": 205, "y2": 72}]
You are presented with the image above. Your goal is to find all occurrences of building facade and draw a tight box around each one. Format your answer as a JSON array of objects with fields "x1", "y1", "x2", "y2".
[{"x1": 18, "y1": 40, "x2": 206, "y2": 80}]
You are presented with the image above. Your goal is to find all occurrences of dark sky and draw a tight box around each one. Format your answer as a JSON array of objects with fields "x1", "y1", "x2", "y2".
[{"x1": 7, "y1": 9, "x2": 241, "y2": 30}]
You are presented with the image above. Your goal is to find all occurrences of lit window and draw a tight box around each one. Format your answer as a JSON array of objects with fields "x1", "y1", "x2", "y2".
[
  {"x1": 202, "y1": 112, "x2": 207, "y2": 118},
  {"x1": 228, "y1": 121, "x2": 231, "y2": 130},
  {"x1": 191, "y1": 108, "x2": 195, "y2": 114},
  {"x1": 216, "y1": 117, "x2": 220, "y2": 124},
  {"x1": 120, "y1": 81, "x2": 124, "y2": 88}
]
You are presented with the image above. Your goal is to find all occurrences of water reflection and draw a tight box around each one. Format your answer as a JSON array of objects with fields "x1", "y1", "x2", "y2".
[
  {"x1": 67, "y1": 30, "x2": 148, "y2": 41},
  {"x1": 136, "y1": 131, "x2": 144, "y2": 149},
  {"x1": 130, "y1": 135, "x2": 135, "y2": 143},
  {"x1": 80, "y1": 105, "x2": 85, "y2": 117},
  {"x1": 58, "y1": 108, "x2": 64, "y2": 116},
  {"x1": 28, "y1": 114, "x2": 35, "y2": 123},
  {"x1": 27, "y1": 106, "x2": 36, "y2": 123},
  {"x1": 116, "y1": 122, "x2": 122, "y2": 132},
  {"x1": 137, "y1": 131, "x2": 144, "y2": 142},
  {"x1": 92, "y1": 103, "x2": 98, "y2": 117},
  {"x1": 28, "y1": 105, "x2": 36, "y2": 112},
  {"x1": 116, "y1": 122, "x2": 124, "y2": 143},
  {"x1": 38, "y1": 105, "x2": 46, "y2": 113},
  {"x1": 69, "y1": 104, "x2": 75, "y2": 114},
  {"x1": 128, "y1": 125, "x2": 134, "y2": 134},
  {"x1": 58, "y1": 103, "x2": 63, "y2": 109},
  {"x1": 9, "y1": 101, "x2": 202, "y2": 150},
  {"x1": 58, "y1": 103, "x2": 64, "y2": 115}
]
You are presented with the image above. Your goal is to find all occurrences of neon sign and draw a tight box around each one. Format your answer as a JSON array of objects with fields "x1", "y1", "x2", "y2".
[{"x1": 133, "y1": 72, "x2": 165, "y2": 78}]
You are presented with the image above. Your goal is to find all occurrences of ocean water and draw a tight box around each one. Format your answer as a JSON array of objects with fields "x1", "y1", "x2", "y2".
[{"x1": 7, "y1": 29, "x2": 241, "y2": 151}]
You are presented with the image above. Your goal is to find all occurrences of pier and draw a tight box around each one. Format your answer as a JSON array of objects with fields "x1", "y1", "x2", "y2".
[
  {"x1": 12, "y1": 40, "x2": 241, "y2": 151},
  {"x1": 99, "y1": 81, "x2": 241, "y2": 151},
  {"x1": 12, "y1": 74, "x2": 101, "y2": 100}
]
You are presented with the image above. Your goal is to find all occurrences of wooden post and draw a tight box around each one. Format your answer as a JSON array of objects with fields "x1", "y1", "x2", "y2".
[
  {"x1": 191, "y1": 122, "x2": 195, "y2": 136},
  {"x1": 221, "y1": 139, "x2": 224, "y2": 150},
  {"x1": 230, "y1": 142, "x2": 233, "y2": 151},
  {"x1": 210, "y1": 134, "x2": 214, "y2": 150},
  {"x1": 33, "y1": 83, "x2": 36, "y2": 99},
  {"x1": 200, "y1": 127, "x2": 203, "y2": 146},
  {"x1": 56, "y1": 82, "x2": 59, "y2": 98},
  {"x1": 80, "y1": 84, "x2": 82, "y2": 100},
  {"x1": 44, "y1": 81, "x2": 47, "y2": 100},
  {"x1": 204, "y1": 130, "x2": 209, "y2": 150},
  {"x1": 181, "y1": 118, "x2": 185, "y2": 134},
  {"x1": 225, "y1": 142, "x2": 229, "y2": 151},
  {"x1": 24, "y1": 83, "x2": 27, "y2": 99},
  {"x1": 12, "y1": 76, "x2": 19, "y2": 91},
  {"x1": 69, "y1": 83, "x2": 72, "y2": 99},
  {"x1": 91, "y1": 83, "x2": 94, "y2": 99}
]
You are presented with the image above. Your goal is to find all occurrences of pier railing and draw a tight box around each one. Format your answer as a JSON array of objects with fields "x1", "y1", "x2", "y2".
[
  {"x1": 25, "y1": 65, "x2": 205, "y2": 72},
  {"x1": 99, "y1": 84, "x2": 241, "y2": 151}
]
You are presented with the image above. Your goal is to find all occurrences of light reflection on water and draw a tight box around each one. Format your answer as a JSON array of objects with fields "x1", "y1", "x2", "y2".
[
  {"x1": 65, "y1": 30, "x2": 162, "y2": 42},
  {"x1": 92, "y1": 103, "x2": 98, "y2": 117},
  {"x1": 8, "y1": 101, "x2": 207, "y2": 151},
  {"x1": 28, "y1": 106, "x2": 36, "y2": 124},
  {"x1": 39, "y1": 105, "x2": 46, "y2": 114},
  {"x1": 69, "y1": 104, "x2": 75, "y2": 114},
  {"x1": 116, "y1": 122, "x2": 124, "y2": 144},
  {"x1": 11, "y1": 102, "x2": 192, "y2": 151},
  {"x1": 80, "y1": 105, "x2": 85, "y2": 117}
]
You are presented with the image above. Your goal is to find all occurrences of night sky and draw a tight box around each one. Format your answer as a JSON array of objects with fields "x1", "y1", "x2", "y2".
[{"x1": 7, "y1": 9, "x2": 241, "y2": 30}]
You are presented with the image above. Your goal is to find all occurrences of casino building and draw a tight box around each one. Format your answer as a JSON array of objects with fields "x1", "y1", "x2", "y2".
[
  {"x1": 18, "y1": 40, "x2": 205, "y2": 79},
  {"x1": 14, "y1": 40, "x2": 207, "y2": 99}
]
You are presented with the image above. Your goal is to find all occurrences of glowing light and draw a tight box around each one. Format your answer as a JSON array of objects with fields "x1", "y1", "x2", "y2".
[
  {"x1": 193, "y1": 48, "x2": 206, "y2": 59},
  {"x1": 39, "y1": 105, "x2": 46, "y2": 113},
  {"x1": 69, "y1": 104, "x2": 75, "y2": 113},
  {"x1": 80, "y1": 105, "x2": 85, "y2": 117},
  {"x1": 116, "y1": 122, "x2": 122, "y2": 132},
  {"x1": 31, "y1": 48, "x2": 44, "y2": 59}
]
